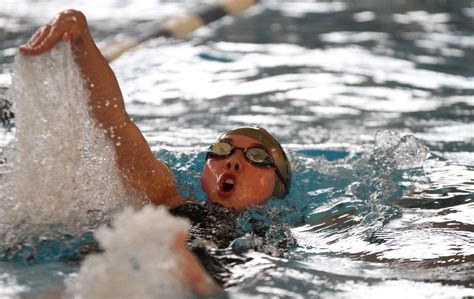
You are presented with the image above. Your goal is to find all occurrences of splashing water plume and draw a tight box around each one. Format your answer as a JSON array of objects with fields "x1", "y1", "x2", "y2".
[
  {"x1": 66, "y1": 206, "x2": 195, "y2": 299},
  {"x1": 0, "y1": 43, "x2": 142, "y2": 247}
]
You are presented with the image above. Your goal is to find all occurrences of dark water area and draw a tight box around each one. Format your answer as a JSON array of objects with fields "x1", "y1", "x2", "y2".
[{"x1": 0, "y1": 0, "x2": 473, "y2": 297}]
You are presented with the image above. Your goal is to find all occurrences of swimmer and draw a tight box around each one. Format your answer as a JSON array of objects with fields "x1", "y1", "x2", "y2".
[
  {"x1": 19, "y1": 9, "x2": 292, "y2": 293},
  {"x1": 19, "y1": 9, "x2": 291, "y2": 212}
]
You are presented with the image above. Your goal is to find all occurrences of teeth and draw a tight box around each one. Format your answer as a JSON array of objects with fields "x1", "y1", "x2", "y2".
[{"x1": 222, "y1": 178, "x2": 235, "y2": 193}]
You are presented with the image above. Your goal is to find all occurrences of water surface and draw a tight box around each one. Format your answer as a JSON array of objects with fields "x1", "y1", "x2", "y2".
[{"x1": 0, "y1": 0, "x2": 473, "y2": 297}]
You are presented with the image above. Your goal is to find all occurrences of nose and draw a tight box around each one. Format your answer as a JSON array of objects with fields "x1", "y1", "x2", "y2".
[{"x1": 225, "y1": 156, "x2": 242, "y2": 172}]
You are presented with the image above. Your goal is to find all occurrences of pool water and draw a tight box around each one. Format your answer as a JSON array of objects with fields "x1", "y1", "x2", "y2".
[{"x1": 1, "y1": 0, "x2": 473, "y2": 298}]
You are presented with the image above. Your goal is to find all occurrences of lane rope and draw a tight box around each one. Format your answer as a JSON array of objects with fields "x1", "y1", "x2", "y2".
[{"x1": 101, "y1": 0, "x2": 259, "y2": 62}]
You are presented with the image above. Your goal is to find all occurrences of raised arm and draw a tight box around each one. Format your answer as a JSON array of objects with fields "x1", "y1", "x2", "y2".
[{"x1": 19, "y1": 10, "x2": 184, "y2": 208}]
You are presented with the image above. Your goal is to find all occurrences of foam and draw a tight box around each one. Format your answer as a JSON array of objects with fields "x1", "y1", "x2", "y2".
[
  {"x1": 0, "y1": 43, "x2": 143, "y2": 240},
  {"x1": 372, "y1": 130, "x2": 430, "y2": 170},
  {"x1": 65, "y1": 206, "x2": 194, "y2": 299}
]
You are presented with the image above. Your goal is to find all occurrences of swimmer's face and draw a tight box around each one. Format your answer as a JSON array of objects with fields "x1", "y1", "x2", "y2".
[{"x1": 201, "y1": 135, "x2": 276, "y2": 212}]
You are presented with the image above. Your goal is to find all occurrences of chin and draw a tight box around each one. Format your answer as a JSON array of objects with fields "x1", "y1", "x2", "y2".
[
  {"x1": 208, "y1": 193, "x2": 266, "y2": 212},
  {"x1": 208, "y1": 194, "x2": 239, "y2": 209},
  {"x1": 212, "y1": 200, "x2": 236, "y2": 210}
]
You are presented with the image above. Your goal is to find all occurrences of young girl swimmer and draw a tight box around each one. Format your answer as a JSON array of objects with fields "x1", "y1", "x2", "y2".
[
  {"x1": 19, "y1": 9, "x2": 291, "y2": 213},
  {"x1": 19, "y1": 9, "x2": 292, "y2": 293}
]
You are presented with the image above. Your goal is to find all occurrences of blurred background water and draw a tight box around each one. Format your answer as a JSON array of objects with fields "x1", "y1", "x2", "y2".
[{"x1": 0, "y1": 0, "x2": 473, "y2": 298}]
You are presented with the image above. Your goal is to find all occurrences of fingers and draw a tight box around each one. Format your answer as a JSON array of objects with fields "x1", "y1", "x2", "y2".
[
  {"x1": 19, "y1": 9, "x2": 88, "y2": 56},
  {"x1": 28, "y1": 25, "x2": 52, "y2": 48},
  {"x1": 19, "y1": 20, "x2": 66, "y2": 56},
  {"x1": 19, "y1": 26, "x2": 64, "y2": 56},
  {"x1": 27, "y1": 24, "x2": 50, "y2": 47},
  {"x1": 19, "y1": 24, "x2": 51, "y2": 55}
]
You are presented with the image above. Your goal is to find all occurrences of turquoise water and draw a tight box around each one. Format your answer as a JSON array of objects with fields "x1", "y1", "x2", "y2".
[{"x1": 0, "y1": 0, "x2": 473, "y2": 297}]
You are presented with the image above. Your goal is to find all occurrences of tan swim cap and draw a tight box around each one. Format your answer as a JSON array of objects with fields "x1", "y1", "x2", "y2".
[{"x1": 218, "y1": 126, "x2": 291, "y2": 198}]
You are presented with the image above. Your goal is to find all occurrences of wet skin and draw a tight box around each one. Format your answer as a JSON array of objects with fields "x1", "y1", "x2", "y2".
[{"x1": 202, "y1": 135, "x2": 276, "y2": 212}]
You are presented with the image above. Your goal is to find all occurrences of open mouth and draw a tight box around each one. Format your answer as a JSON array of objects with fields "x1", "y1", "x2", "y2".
[{"x1": 217, "y1": 173, "x2": 237, "y2": 197}]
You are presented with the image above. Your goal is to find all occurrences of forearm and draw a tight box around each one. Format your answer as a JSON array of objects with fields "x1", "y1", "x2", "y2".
[
  {"x1": 71, "y1": 31, "x2": 128, "y2": 127},
  {"x1": 72, "y1": 36, "x2": 182, "y2": 206}
]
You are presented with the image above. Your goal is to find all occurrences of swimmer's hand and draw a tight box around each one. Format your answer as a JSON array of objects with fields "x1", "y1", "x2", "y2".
[
  {"x1": 173, "y1": 232, "x2": 221, "y2": 295},
  {"x1": 19, "y1": 10, "x2": 88, "y2": 56}
]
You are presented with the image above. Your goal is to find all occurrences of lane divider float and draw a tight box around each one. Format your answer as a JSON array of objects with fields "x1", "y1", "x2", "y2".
[{"x1": 101, "y1": 0, "x2": 259, "y2": 61}]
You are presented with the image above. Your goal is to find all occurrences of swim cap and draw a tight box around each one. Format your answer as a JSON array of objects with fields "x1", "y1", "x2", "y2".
[{"x1": 218, "y1": 126, "x2": 291, "y2": 198}]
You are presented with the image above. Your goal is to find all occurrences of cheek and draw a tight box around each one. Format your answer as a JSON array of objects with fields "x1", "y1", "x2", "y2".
[
  {"x1": 258, "y1": 175, "x2": 275, "y2": 196},
  {"x1": 201, "y1": 160, "x2": 221, "y2": 193},
  {"x1": 239, "y1": 169, "x2": 275, "y2": 205}
]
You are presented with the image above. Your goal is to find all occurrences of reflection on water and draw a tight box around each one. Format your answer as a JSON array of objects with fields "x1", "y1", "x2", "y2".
[{"x1": 0, "y1": 0, "x2": 473, "y2": 297}]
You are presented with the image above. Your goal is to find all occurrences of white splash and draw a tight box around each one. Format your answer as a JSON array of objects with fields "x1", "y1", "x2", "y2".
[
  {"x1": 0, "y1": 42, "x2": 142, "y2": 240},
  {"x1": 65, "y1": 206, "x2": 194, "y2": 299},
  {"x1": 373, "y1": 130, "x2": 430, "y2": 170}
]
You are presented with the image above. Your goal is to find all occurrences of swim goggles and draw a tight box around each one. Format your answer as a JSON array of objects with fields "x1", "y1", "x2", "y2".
[{"x1": 206, "y1": 141, "x2": 286, "y2": 184}]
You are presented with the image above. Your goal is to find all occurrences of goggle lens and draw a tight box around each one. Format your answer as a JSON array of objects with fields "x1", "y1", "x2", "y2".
[
  {"x1": 245, "y1": 148, "x2": 269, "y2": 163},
  {"x1": 209, "y1": 142, "x2": 233, "y2": 156}
]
